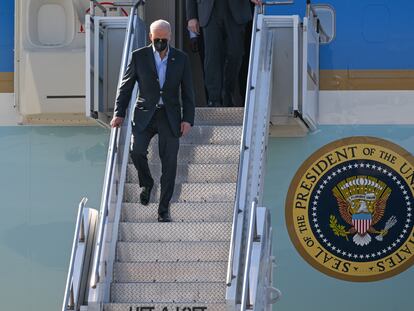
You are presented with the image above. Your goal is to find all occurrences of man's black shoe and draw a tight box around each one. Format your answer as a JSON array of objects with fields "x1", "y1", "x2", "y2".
[
  {"x1": 140, "y1": 185, "x2": 152, "y2": 205},
  {"x1": 157, "y1": 214, "x2": 171, "y2": 222}
]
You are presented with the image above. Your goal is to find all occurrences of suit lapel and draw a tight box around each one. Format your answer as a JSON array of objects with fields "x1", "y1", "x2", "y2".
[
  {"x1": 147, "y1": 45, "x2": 158, "y2": 77},
  {"x1": 163, "y1": 47, "x2": 176, "y2": 89}
]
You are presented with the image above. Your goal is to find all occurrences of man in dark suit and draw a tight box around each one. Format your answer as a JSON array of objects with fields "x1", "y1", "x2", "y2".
[
  {"x1": 186, "y1": 0, "x2": 261, "y2": 107},
  {"x1": 111, "y1": 20, "x2": 195, "y2": 222}
]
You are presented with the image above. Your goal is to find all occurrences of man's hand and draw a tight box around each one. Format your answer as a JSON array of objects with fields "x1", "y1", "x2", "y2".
[
  {"x1": 110, "y1": 116, "x2": 124, "y2": 128},
  {"x1": 188, "y1": 18, "x2": 200, "y2": 35},
  {"x1": 251, "y1": 0, "x2": 263, "y2": 4},
  {"x1": 181, "y1": 121, "x2": 192, "y2": 137}
]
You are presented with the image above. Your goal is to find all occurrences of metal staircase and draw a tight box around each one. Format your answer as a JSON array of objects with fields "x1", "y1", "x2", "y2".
[
  {"x1": 104, "y1": 107, "x2": 243, "y2": 311},
  {"x1": 63, "y1": 1, "x2": 284, "y2": 311}
]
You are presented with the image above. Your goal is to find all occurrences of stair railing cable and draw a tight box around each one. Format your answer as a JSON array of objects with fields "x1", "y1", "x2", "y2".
[
  {"x1": 62, "y1": 197, "x2": 88, "y2": 311},
  {"x1": 89, "y1": 1, "x2": 142, "y2": 290}
]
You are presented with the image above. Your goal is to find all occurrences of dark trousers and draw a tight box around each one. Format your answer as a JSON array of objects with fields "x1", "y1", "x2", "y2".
[
  {"x1": 130, "y1": 108, "x2": 179, "y2": 216},
  {"x1": 203, "y1": 1, "x2": 246, "y2": 103}
]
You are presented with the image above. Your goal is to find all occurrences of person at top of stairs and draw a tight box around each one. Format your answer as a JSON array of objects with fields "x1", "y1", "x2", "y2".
[{"x1": 110, "y1": 19, "x2": 195, "y2": 222}]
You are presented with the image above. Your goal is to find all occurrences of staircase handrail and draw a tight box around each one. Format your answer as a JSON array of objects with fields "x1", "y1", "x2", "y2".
[
  {"x1": 62, "y1": 197, "x2": 88, "y2": 311},
  {"x1": 225, "y1": 5, "x2": 260, "y2": 288},
  {"x1": 227, "y1": 2, "x2": 277, "y2": 307},
  {"x1": 89, "y1": 1, "x2": 142, "y2": 289}
]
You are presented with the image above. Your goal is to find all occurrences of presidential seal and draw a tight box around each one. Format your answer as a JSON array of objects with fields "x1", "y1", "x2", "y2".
[{"x1": 286, "y1": 137, "x2": 414, "y2": 281}]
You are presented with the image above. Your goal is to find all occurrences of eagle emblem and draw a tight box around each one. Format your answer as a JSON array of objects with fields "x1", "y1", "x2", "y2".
[{"x1": 331, "y1": 176, "x2": 395, "y2": 246}]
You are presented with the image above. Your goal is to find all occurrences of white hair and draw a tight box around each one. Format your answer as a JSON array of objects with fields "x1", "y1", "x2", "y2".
[{"x1": 150, "y1": 19, "x2": 171, "y2": 34}]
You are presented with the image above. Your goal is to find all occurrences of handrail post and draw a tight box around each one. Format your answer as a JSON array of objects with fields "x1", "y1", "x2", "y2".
[
  {"x1": 89, "y1": 0, "x2": 95, "y2": 16},
  {"x1": 246, "y1": 280, "x2": 252, "y2": 309},
  {"x1": 62, "y1": 197, "x2": 88, "y2": 311},
  {"x1": 80, "y1": 216, "x2": 85, "y2": 243},
  {"x1": 253, "y1": 203, "x2": 260, "y2": 243},
  {"x1": 306, "y1": 0, "x2": 311, "y2": 17},
  {"x1": 241, "y1": 199, "x2": 258, "y2": 311},
  {"x1": 69, "y1": 284, "x2": 75, "y2": 310}
]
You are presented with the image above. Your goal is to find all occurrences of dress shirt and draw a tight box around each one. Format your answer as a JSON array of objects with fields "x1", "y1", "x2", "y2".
[{"x1": 152, "y1": 45, "x2": 169, "y2": 106}]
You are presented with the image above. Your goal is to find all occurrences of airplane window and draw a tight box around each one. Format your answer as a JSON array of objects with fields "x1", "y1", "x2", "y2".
[{"x1": 313, "y1": 4, "x2": 336, "y2": 44}]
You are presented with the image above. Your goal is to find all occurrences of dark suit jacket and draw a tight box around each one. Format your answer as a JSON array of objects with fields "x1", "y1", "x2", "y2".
[
  {"x1": 114, "y1": 46, "x2": 195, "y2": 137},
  {"x1": 186, "y1": 0, "x2": 252, "y2": 27}
]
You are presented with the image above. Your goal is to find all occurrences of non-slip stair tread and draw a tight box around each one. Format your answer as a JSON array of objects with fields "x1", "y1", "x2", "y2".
[
  {"x1": 124, "y1": 182, "x2": 236, "y2": 203},
  {"x1": 139, "y1": 126, "x2": 241, "y2": 145},
  {"x1": 113, "y1": 261, "x2": 227, "y2": 283},
  {"x1": 136, "y1": 144, "x2": 240, "y2": 164},
  {"x1": 126, "y1": 163, "x2": 238, "y2": 183},
  {"x1": 110, "y1": 282, "x2": 226, "y2": 303},
  {"x1": 194, "y1": 107, "x2": 244, "y2": 125},
  {"x1": 118, "y1": 221, "x2": 232, "y2": 242},
  {"x1": 116, "y1": 241, "x2": 229, "y2": 262},
  {"x1": 121, "y1": 202, "x2": 234, "y2": 222}
]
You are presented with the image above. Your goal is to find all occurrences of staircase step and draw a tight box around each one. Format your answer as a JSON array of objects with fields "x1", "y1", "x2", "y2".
[
  {"x1": 104, "y1": 303, "x2": 227, "y2": 311},
  {"x1": 127, "y1": 163, "x2": 238, "y2": 183},
  {"x1": 121, "y1": 202, "x2": 234, "y2": 222},
  {"x1": 110, "y1": 282, "x2": 226, "y2": 303},
  {"x1": 183, "y1": 126, "x2": 242, "y2": 145},
  {"x1": 139, "y1": 126, "x2": 241, "y2": 145},
  {"x1": 194, "y1": 107, "x2": 244, "y2": 125},
  {"x1": 107, "y1": 109, "x2": 242, "y2": 307},
  {"x1": 124, "y1": 183, "x2": 236, "y2": 203},
  {"x1": 119, "y1": 222, "x2": 231, "y2": 242},
  {"x1": 116, "y1": 241, "x2": 229, "y2": 262},
  {"x1": 113, "y1": 261, "x2": 227, "y2": 283},
  {"x1": 138, "y1": 144, "x2": 240, "y2": 164}
]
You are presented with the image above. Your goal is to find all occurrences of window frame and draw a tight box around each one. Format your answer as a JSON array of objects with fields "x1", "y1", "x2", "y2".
[{"x1": 312, "y1": 4, "x2": 336, "y2": 44}]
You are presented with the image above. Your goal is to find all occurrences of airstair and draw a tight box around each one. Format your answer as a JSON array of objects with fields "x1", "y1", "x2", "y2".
[
  {"x1": 63, "y1": 0, "x2": 327, "y2": 310},
  {"x1": 104, "y1": 107, "x2": 242, "y2": 311}
]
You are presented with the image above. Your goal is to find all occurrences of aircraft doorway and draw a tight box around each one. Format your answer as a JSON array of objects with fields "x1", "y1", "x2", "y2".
[{"x1": 145, "y1": 0, "x2": 253, "y2": 107}]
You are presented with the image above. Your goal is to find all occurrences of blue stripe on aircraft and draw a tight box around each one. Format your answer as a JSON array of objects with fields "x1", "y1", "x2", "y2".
[
  {"x1": 1, "y1": 1, "x2": 413, "y2": 72},
  {"x1": 0, "y1": 0, "x2": 14, "y2": 72},
  {"x1": 265, "y1": 0, "x2": 414, "y2": 70}
]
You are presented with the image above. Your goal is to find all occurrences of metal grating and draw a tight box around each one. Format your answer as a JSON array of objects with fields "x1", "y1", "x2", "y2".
[
  {"x1": 136, "y1": 126, "x2": 242, "y2": 146},
  {"x1": 194, "y1": 107, "x2": 244, "y2": 125},
  {"x1": 121, "y1": 202, "x2": 234, "y2": 223},
  {"x1": 136, "y1": 144, "x2": 240, "y2": 164},
  {"x1": 123, "y1": 183, "x2": 236, "y2": 203},
  {"x1": 110, "y1": 282, "x2": 226, "y2": 303},
  {"x1": 116, "y1": 241, "x2": 229, "y2": 262},
  {"x1": 126, "y1": 163, "x2": 238, "y2": 183},
  {"x1": 113, "y1": 261, "x2": 227, "y2": 283},
  {"x1": 118, "y1": 222, "x2": 232, "y2": 242}
]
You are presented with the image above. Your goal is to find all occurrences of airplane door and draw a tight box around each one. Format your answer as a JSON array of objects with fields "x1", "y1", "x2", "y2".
[
  {"x1": 86, "y1": 13, "x2": 146, "y2": 126},
  {"x1": 301, "y1": 16, "x2": 319, "y2": 130},
  {"x1": 86, "y1": 16, "x2": 128, "y2": 125}
]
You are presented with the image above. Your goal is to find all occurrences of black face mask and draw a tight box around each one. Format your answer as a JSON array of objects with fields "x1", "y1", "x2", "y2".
[{"x1": 153, "y1": 38, "x2": 168, "y2": 52}]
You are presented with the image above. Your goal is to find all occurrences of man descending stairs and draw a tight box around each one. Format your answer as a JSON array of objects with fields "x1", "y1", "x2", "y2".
[{"x1": 104, "y1": 107, "x2": 243, "y2": 311}]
